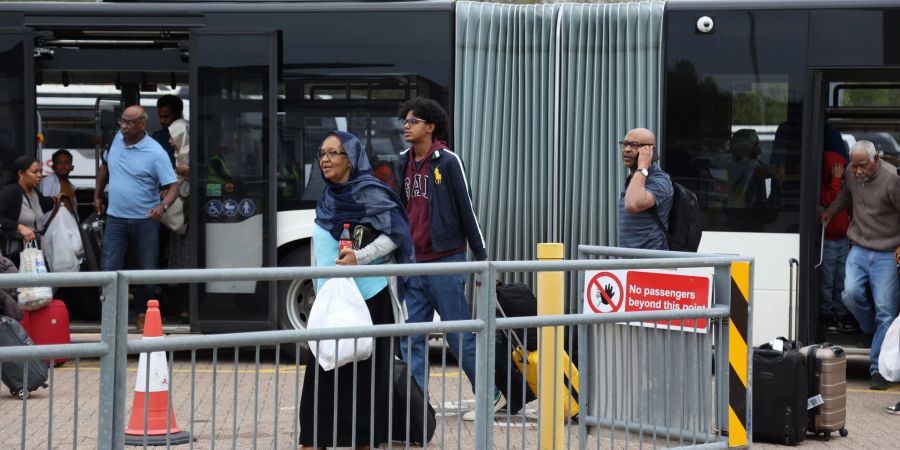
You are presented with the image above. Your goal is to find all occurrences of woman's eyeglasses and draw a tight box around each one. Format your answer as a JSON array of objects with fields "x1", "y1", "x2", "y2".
[
  {"x1": 319, "y1": 150, "x2": 347, "y2": 160},
  {"x1": 399, "y1": 117, "x2": 427, "y2": 127}
]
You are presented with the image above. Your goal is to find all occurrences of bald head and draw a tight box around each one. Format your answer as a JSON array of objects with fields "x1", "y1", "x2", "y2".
[
  {"x1": 621, "y1": 127, "x2": 657, "y2": 171},
  {"x1": 625, "y1": 128, "x2": 656, "y2": 146},
  {"x1": 119, "y1": 105, "x2": 148, "y2": 144}
]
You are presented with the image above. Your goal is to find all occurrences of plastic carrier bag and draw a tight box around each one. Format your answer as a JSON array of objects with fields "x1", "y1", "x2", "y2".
[
  {"x1": 879, "y1": 315, "x2": 900, "y2": 382},
  {"x1": 17, "y1": 241, "x2": 53, "y2": 311},
  {"x1": 42, "y1": 206, "x2": 83, "y2": 272},
  {"x1": 307, "y1": 277, "x2": 373, "y2": 371}
]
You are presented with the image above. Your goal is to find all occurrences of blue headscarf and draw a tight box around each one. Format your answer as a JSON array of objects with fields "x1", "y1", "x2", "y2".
[{"x1": 314, "y1": 130, "x2": 415, "y2": 269}]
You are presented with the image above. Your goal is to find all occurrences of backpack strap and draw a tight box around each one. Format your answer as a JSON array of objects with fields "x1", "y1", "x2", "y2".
[{"x1": 650, "y1": 205, "x2": 666, "y2": 234}]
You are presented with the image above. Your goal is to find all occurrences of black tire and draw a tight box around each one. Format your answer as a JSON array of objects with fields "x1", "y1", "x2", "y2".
[
  {"x1": 839, "y1": 428, "x2": 848, "y2": 437},
  {"x1": 277, "y1": 244, "x2": 315, "y2": 363}
]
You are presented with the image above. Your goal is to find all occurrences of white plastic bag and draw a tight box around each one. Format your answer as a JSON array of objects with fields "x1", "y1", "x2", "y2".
[
  {"x1": 307, "y1": 277, "x2": 373, "y2": 371},
  {"x1": 17, "y1": 241, "x2": 53, "y2": 311},
  {"x1": 879, "y1": 315, "x2": 900, "y2": 382},
  {"x1": 161, "y1": 196, "x2": 187, "y2": 235},
  {"x1": 43, "y1": 207, "x2": 83, "y2": 272}
]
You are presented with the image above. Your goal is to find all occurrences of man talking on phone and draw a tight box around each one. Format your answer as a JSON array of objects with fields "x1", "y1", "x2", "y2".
[{"x1": 617, "y1": 128, "x2": 674, "y2": 250}]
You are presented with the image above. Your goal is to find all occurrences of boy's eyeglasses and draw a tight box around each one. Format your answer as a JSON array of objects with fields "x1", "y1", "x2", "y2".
[{"x1": 400, "y1": 117, "x2": 427, "y2": 127}]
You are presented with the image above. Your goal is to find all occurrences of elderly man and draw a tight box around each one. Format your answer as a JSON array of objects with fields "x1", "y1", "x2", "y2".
[
  {"x1": 618, "y1": 127, "x2": 674, "y2": 250},
  {"x1": 94, "y1": 105, "x2": 179, "y2": 330},
  {"x1": 821, "y1": 140, "x2": 900, "y2": 390}
]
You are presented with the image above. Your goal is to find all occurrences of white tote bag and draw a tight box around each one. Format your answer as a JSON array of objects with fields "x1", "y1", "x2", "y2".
[
  {"x1": 878, "y1": 315, "x2": 900, "y2": 382},
  {"x1": 307, "y1": 277, "x2": 373, "y2": 371},
  {"x1": 17, "y1": 241, "x2": 53, "y2": 311},
  {"x1": 42, "y1": 206, "x2": 83, "y2": 272}
]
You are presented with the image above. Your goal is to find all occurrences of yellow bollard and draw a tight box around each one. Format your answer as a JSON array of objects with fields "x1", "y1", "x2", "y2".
[{"x1": 537, "y1": 243, "x2": 565, "y2": 450}]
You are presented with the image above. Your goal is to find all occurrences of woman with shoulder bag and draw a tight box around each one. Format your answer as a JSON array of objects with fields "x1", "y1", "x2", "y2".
[
  {"x1": 163, "y1": 118, "x2": 191, "y2": 323},
  {"x1": 0, "y1": 156, "x2": 61, "y2": 266},
  {"x1": 298, "y1": 131, "x2": 415, "y2": 450}
]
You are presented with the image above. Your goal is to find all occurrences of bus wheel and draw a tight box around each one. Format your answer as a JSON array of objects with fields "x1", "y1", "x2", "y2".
[{"x1": 277, "y1": 245, "x2": 315, "y2": 362}]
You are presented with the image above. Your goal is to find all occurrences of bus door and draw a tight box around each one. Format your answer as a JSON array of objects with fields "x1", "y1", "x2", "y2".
[
  {"x1": 807, "y1": 71, "x2": 900, "y2": 350},
  {"x1": 190, "y1": 30, "x2": 279, "y2": 332},
  {"x1": 0, "y1": 29, "x2": 36, "y2": 183}
]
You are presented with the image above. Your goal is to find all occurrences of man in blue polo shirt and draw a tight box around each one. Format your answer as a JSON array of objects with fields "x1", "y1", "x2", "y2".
[
  {"x1": 618, "y1": 127, "x2": 674, "y2": 250},
  {"x1": 94, "y1": 105, "x2": 179, "y2": 329}
]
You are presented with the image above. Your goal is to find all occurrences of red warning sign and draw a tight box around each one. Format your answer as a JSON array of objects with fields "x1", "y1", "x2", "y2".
[{"x1": 583, "y1": 269, "x2": 712, "y2": 333}]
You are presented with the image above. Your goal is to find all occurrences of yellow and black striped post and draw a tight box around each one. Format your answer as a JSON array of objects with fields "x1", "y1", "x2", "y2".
[{"x1": 728, "y1": 261, "x2": 750, "y2": 447}]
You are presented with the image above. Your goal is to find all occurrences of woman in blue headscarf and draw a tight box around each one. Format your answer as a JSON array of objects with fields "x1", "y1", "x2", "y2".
[{"x1": 299, "y1": 131, "x2": 414, "y2": 449}]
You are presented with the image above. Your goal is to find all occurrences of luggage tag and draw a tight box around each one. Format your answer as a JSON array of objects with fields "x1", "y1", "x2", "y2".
[
  {"x1": 807, "y1": 394, "x2": 824, "y2": 410},
  {"x1": 769, "y1": 338, "x2": 784, "y2": 352}
]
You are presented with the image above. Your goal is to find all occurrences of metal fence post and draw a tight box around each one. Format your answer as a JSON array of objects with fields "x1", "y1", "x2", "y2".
[
  {"x1": 577, "y1": 249, "x2": 590, "y2": 446},
  {"x1": 474, "y1": 262, "x2": 496, "y2": 448},
  {"x1": 713, "y1": 265, "x2": 730, "y2": 440},
  {"x1": 112, "y1": 272, "x2": 131, "y2": 449},
  {"x1": 537, "y1": 243, "x2": 565, "y2": 450},
  {"x1": 96, "y1": 276, "x2": 118, "y2": 450}
]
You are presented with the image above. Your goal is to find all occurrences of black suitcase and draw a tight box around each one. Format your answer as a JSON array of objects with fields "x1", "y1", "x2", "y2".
[
  {"x1": 752, "y1": 340, "x2": 808, "y2": 445},
  {"x1": 79, "y1": 212, "x2": 104, "y2": 271},
  {"x1": 496, "y1": 281, "x2": 538, "y2": 351},
  {"x1": 391, "y1": 359, "x2": 436, "y2": 446},
  {"x1": 0, "y1": 316, "x2": 49, "y2": 399}
]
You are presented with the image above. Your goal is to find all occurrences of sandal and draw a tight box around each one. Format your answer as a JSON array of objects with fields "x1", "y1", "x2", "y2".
[{"x1": 888, "y1": 402, "x2": 900, "y2": 415}]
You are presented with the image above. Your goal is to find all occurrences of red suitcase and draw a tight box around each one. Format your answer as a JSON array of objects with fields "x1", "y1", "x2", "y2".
[{"x1": 21, "y1": 299, "x2": 71, "y2": 366}]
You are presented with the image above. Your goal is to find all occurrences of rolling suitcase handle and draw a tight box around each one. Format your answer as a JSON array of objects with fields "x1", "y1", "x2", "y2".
[
  {"x1": 788, "y1": 258, "x2": 799, "y2": 341},
  {"x1": 494, "y1": 283, "x2": 528, "y2": 353}
]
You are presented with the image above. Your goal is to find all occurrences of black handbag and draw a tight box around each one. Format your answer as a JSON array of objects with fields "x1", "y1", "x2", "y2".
[
  {"x1": 1, "y1": 233, "x2": 23, "y2": 259},
  {"x1": 351, "y1": 224, "x2": 380, "y2": 250}
]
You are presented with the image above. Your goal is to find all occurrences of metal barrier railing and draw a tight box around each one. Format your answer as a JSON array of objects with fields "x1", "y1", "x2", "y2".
[{"x1": 0, "y1": 248, "x2": 750, "y2": 449}]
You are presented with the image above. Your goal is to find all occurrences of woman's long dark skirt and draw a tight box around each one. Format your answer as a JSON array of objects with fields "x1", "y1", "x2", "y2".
[{"x1": 298, "y1": 286, "x2": 393, "y2": 447}]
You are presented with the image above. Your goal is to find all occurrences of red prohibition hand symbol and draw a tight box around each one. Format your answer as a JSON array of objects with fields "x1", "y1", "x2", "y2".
[{"x1": 587, "y1": 272, "x2": 623, "y2": 313}]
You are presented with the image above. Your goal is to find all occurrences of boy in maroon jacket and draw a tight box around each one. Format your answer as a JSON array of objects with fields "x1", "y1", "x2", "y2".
[{"x1": 819, "y1": 150, "x2": 855, "y2": 333}]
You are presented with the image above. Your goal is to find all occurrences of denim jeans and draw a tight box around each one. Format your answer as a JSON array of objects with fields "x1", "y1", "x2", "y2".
[
  {"x1": 400, "y1": 252, "x2": 478, "y2": 393},
  {"x1": 101, "y1": 215, "x2": 160, "y2": 312},
  {"x1": 841, "y1": 245, "x2": 900, "y2": 374},
  {"x1": 819, "y1": 237, "x2": 850, "y2": 318}
]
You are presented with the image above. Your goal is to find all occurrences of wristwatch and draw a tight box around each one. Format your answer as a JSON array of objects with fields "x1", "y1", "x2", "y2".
[{"x1": 637, "y1": 168, "x2": 649, "y2": 177}]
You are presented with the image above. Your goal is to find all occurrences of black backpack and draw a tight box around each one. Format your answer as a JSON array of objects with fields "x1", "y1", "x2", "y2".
[{"x1": 652, "y1": 180, "x2": 702, "y2": 252}]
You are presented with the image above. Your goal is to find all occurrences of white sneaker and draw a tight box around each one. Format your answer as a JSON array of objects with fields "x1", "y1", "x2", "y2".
[{"x1": 462, "y1": 390, "x2": 506, "y2": 421}]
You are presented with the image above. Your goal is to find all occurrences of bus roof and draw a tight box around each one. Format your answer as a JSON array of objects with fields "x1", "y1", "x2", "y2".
[
  {"x1": 669, "y1": 0, "x2": 900, "y2": 11},
  {"x1": 0, "y1": 0, "x2": 452, "y2": 14}
]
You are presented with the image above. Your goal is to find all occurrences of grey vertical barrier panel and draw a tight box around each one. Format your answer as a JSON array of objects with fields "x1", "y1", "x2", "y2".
[
  {"x1": 455, "y1": 1, "x2": 664, "y2": 290},
  {"x1": 455, "y1": 2, "x2": 559, "y2": 285},
  {"x1": 455, "y1": 1, "x2": 679, "y2": 440}
]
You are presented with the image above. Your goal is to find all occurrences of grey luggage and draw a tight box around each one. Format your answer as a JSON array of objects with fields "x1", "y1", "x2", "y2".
[
  {"x1": 800, "y1": 343, "x2": 849, "y2": 440},
  {"x1": 79, "y1": 212, "x2": 104, "y2": 271},
  {"x1": 0, "y1": 315, "x2": 49, "y2": 399}
]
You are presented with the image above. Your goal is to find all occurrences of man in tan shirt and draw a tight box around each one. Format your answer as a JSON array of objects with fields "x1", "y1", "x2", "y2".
[{"x1": 821, "y1": 140, "x2": 900, "y2": 390}]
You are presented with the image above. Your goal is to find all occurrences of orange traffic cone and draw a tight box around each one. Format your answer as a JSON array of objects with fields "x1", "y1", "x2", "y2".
[{"x1": 124, "y1": 300, "x2": 194, "y2": 446}]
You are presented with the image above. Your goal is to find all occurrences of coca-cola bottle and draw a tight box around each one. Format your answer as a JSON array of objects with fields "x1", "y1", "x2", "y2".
[{"x1": 339, "y1": 223, "x2": 353, "y2": 251}]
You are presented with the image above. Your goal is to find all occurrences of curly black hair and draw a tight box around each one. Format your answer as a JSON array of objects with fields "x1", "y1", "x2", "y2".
[
  {"x1": 397, "y1": 97, "x2": 449, "y2": 140},
  {"x1": 156, "y1": 94, "x2": 184, "y2": 117}
]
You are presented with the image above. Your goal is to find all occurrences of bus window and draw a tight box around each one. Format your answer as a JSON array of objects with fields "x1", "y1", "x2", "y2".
[
  {"x1": 830, "y1": 83, "x2": 900, "y2": 168},
  {"x1": 667, "y1": 74, "x2": 799, "y2": 233},
  {"x1": 280, "y1": 76, "x2": 427, "y2": 211}
]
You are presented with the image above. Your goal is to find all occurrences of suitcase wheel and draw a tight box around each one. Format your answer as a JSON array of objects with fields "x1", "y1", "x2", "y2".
[
  {"x1": 824, "y1": 431, "x2": 831, "y2": 441},
  {"x1": 839, "y1": 428, "x2": 848, "y2": 437}
]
